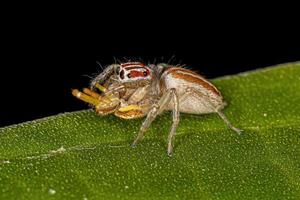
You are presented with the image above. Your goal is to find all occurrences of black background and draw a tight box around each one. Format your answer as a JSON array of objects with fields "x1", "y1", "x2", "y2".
[{"x1": 0, "y1": 17, "x2": 299, "y2": 127}]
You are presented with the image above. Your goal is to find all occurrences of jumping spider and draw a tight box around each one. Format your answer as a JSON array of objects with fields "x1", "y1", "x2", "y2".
[{"x1": 72, "y1": 62, "x2": 241, "y2": 156}]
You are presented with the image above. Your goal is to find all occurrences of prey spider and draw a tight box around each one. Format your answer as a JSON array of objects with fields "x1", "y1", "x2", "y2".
[{"x1": 72, "y1": 62, "x2": 241, "y2": 156}]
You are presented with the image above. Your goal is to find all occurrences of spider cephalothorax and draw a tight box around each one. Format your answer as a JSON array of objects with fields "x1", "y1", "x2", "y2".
[
  {"x1": 73, "y1": 62, "x2": 241, "y2": 156},
  {"x1": 90, "y1": 62, "x2": 154, "y2": 89}
]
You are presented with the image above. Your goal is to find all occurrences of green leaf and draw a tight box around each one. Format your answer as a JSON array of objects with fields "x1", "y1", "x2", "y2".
[{"x1": 1, "y1": 62, "x2": 300, "y2": 199}]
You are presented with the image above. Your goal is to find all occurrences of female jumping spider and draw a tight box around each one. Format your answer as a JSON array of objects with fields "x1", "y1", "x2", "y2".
[{"x1": 72, "y1": 62, "x2": 241, "y2": 156}]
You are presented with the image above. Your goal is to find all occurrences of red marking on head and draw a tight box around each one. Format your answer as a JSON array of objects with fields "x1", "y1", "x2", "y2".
[
  {"x1": 130, "y1": 70, "x2": 144, "y2": 78},
  {"x1": 129, "y1": 68, "x2": 150, "y2": 78}
]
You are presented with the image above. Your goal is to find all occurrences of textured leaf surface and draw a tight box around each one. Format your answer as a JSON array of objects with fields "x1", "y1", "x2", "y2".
[{"x1": 1, "y1": 62, "x2": 300, "y2": 199}]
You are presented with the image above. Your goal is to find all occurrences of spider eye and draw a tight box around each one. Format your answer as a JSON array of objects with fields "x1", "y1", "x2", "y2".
[
  {"x1": 127, "y1": 73, "x2": 131, "y2": 78},
  {"x1": 143, "y1": 71, "x2": 148, "y2": 76},
  {"x1": 120, "y1": 70, "x2": 124, "y2": 79}
]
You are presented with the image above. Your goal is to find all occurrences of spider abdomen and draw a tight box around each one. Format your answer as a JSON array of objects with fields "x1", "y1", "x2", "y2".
[{"x1": 160, "y1": 67, "x2": 225, "y2": 114}]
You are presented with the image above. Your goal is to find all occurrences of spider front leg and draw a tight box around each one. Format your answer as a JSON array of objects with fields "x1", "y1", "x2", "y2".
[
  {"x1": 131, "y1": 88, "x2": 179, "y2": 156},
  {"x1": 72, "y1": 84, "x2": 120, "y2": 115},
  {"x1": 90, "y1": 64, "x2": 118, "y2": 90}
]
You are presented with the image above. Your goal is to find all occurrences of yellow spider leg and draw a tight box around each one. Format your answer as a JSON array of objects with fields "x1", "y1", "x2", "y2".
[
  {"x1": 83, "y1": 88, "x2": 101, "y2": 99},
  {"x1": 85, "y1": 86, "x2": 118, "y2": 103},
  {"x1": 108, "y1": 96, "x2": 120, "y2": 102},
  {"x1": 72, "y1": 89, "x2": 100, "y2": 106},
  {"x1": 94, "y1": 83, "x2": 119, "y2": 102},
  {"x1": 118, "y1": 105, "x2": 142, "y2": 112},
  {"x1": 95, "y1": 83, "x2": 107, "y2": 92}
]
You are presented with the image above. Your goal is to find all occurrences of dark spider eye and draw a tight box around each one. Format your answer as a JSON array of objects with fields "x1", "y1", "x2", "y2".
[
  {"x1": 143, "y1": 71, "x2": 148, "y2": 76},
  {"x1": 120, "y1": 70, "x2": 124, "y2": 79},
  {"x1": 127, "y1": 73, "x2": 131, "y2": 78}
]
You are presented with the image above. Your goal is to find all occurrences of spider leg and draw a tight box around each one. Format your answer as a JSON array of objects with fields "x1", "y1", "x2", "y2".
[
  {"x1": 90, "y1": 64, "x2": 118, "y2": 89},
  {"x1": 131, "y1": 105, "x2": 159, "y2": 148},
  {"x1": 215, "y1": 110, "x2": 242, "y2": 134},
  {"x1": 183, "y1": 87, "x2": 242, "y2": 134},
  {"x1": 167, "y1": 89, "x2": 179, "y2": 156},
  {"x1": 95, "y1": 83, "x2": 107, "y2": 93},
  {"x1": 83, "y1": 88, "x2": 101, "y2": 99},
  {"x1": 72, "y1": 89, "x2": 100, "y2": 106},
  {"x1": 114, "y1": 104, "x2": 145, "y2": 119},
  {"x1": 72, "y1": 83, "x2": 119, "y2": 106},
  {"x1": 131, "y1": 88, "x2": 180, "y2": 156},
  {"x1": 94, "y1": 83, "x2": 120, "y2": 103}
]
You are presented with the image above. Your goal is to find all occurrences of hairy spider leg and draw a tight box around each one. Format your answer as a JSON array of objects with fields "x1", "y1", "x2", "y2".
[{"x1": 131, "y1": 88, "x2": 180, "y2": 156}]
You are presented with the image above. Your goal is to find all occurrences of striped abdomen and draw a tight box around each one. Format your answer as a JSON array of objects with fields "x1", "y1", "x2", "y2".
[{"x1": 160, "y1": 67, "x2": 225, "y2": 114}]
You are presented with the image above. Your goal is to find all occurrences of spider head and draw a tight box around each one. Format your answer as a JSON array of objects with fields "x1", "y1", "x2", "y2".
[{"x1": 116, "y1": 62, "x2": 152, "y2": 83}]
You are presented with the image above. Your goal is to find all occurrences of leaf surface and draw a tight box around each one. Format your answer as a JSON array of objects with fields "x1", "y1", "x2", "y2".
[{"x1": 1, "y1": 62, "x2": 300, "y2": 199}]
